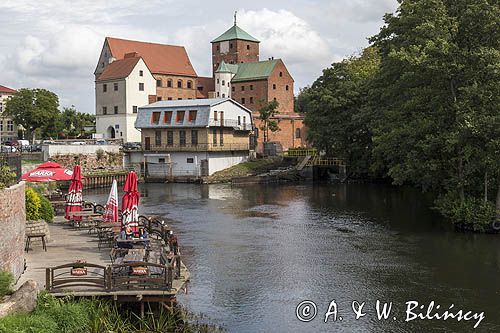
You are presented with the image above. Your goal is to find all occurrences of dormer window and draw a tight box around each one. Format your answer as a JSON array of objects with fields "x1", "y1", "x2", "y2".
[
  {"x1": 188, "y1": 110, "x2": 197, "y2": 123},
  {"x1": 176, "y1": 111, "x2": 185, "y2": 123},
  {"x1": 164, "y1": 111, "x2": 172, "y2": 124},
  {"x1": 151, "y1": 112, "x2": 161, "y2": 125}
]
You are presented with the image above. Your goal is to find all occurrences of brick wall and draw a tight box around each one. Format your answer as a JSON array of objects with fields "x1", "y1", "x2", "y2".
[
  {"x1": 0, "y1": 182, "x2": 25, "y2": 281},
  {"x1": 254, "y1": 117, "x2": 308, "y2": 153},
  {"x1": 50, "y1": 152, "x2": 123, "y2": 173},
  {"x1": 25, "y1": 220, "x2": 51, "y2": 244},
  {"x1": 154, "y1": 74, "x2": 197, "y2": 101},
  {"x1": 232, "y1": 79, "x2": 268, "y2": 111},
  {"x1": 267, "y1": 60, "x2": 294, "y2": 114},
  {"x1": 212, "y1": 40, "x2": 259, "y2": 75}
]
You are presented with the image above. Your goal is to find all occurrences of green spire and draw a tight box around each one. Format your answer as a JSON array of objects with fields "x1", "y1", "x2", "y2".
[
  {"x1": 211, "y1": 24, "x2": 260, "y2": 43},
  {"x1": 216, "y1": 60, "x2": 239, "y2": 74}
]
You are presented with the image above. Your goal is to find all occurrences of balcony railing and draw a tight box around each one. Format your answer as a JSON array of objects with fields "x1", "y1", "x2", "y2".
[
  {"x1": 144, "y1": 143, "x2": 250, "y2": 152},
  {"x1": 208, "y1": 119, "x2": 252, "y2": 130}
]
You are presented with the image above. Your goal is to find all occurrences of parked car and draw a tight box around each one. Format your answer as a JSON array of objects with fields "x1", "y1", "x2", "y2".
[
  {"x1": 95, "y1": 139, "x2": 108, "y2": 145},
  {"x1": 122, "y1": 142, "x2": 142, "y2": 150},
  {"x1": 70, "y1": 141, "x2": 86, "y2": 145},
  {"x1": 0, "y1": 145, "x2": 17, "y2": 153}
]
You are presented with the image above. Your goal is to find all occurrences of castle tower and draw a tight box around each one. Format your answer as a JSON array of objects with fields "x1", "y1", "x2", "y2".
[{"x1": 211, "y1": 13, "x2": 260, "y2": 76}]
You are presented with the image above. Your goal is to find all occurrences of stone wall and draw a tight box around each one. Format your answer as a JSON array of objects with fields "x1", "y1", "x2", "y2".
[
  {"x1": 0, "y1": 182, "x2": 25, "y2": 281},
  {"x1": 25, "y1": 220, "x2": 51, "y2": 243},
  {"x1": 49, "y1": 151, "x2": 124, "y2": 173}
]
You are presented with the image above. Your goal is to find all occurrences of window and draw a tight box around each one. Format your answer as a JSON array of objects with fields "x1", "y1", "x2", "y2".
[
  {"x1": 232, "y1": 86, "x2": 235, "y2": 92},
  {"x1": 222, "y1": 93, "x2": 225, "y2": 98},
  {"x1": 273, "y1": 97, "x2": 277, "y2": 102},
  {"x1": 139, "y1": 70, "x2": 144, "y2": 76},
  {"x1": 176, "y1": 111, "x2": 185, "y2": 123},
  {"x1": 115, "y1": 124, "x2": 120, "y2": 129},
  {"x1": 167, "y1": 80, "x2": 172, "y2": 88},
  {"x1": 286, "y1": 85, "x2": 289, "y2": 91},
  {"x1": 295, "y1": 128, "x2": 301, "y2": 139},
  {"x1": 217, "y1": 92, "x2": 220, "y2": 97},
  {"x1": 222, "y1": 80, "x2": 225, "y2": 86},
  {"x1": 164, "y1": 111, "x2": 172, "y2": 124},
  {"x1": 279, "y1": 71, "x2": 283, "y2": 77},
  {"x1": 114, "y1": 83, "x2": 118, "y2": 91},
  {"x1": 179, "y1": 130, "x2": 186, "y2": 146},
  {"x1": 188, "y1": 110, "x2": 197, "y2": 123},
  {"x1": 102, "y1": 106, "x2": 107, "y2": 115},
  {"x1": 7, "y1": 120, "x2": 13, "y2": 132},
  {"x1": 133, "y1": 106, "x2": 138, "y2": 113},
  {"x1": 103, "y1": 84, "x2": 107, "y2": 92},
  {"x1": 167, "y1": 131, "x2": 174, "y2": 146},
  {"x1": 114, "y1": 106, "x2": 118, "y2": 114},
  {"x1": 241, "y1": 98, "x2": 245, "y2": 104},
  {"x1": 250, "y1": 85, "x2": 253, "y2": 90},
  {"x1": 247, "y1": 44, "x2": 250, "y2": 50},
  {"x1": 230, "y1": 43, "x2": 233, "y2": 49},
  {"x1": 0, "y1": 121, "x2": 3, "y2": 131},
  {"x1": 151, "y1": 112, "x2": 161, "y2": 124},
  {"x1": 157, "y1": 79, "x2": 162, "y2": 87},
  {"x1": 241, "y1": 86, "x2": 245, "y2": 91},
  {"x1": 159, "y1": 158, "x2": 166, "y2": 163},
  {"x1": 220, "y1": 128, "x2": 224, "y2": 145},
  {"x1": 213, "y1": 111, "x2": 218, "y2": 121},
  {"x1": 139, "y1": 83, "x2": 144, "y2": 91},
  {"x1": 212, "y1": 128, "x2": 217, "y2": 145},
  {"x1": 238, "y1": 116, "x2": 241, "y2": 125},
  {"x1": 187, "y1": 81, "x2": 193, "y2": 89},
  {"x1": 177, "y1": 80, "x2": 182, "y2": 88},
  {"x1": 167, "y1": 97, "x2": 172, "y2": 100},
  {"x1": 250, "y1": 97, "x2": 254, "y2": 104},
  {"x1": 243, "y1": 116, "x2": 246, "y2": 127},
  {"x1": 178, "y1": 98, "x2": 182, "y2": 100},
  {"x1": 191, "y1": 130, "x2": 198, "y2": 145},
  {"x1": 273, "y1": 84, "x2": 276, "y2": 90},
  {"x1": 216, "y1": 45, "x2": 220, "y2": 51},
  {"x1": 217, "y1": 78, "x2": 220, "y2": 84},
  {"x1": 187, "y1": 158, "x2": 194, "y2": 163},
  {"x1": 155, "y1": 130, "x2": 162, "y2": 146}
]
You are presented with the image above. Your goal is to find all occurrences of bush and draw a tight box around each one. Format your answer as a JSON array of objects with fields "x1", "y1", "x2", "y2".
[
  {"x1": 38, "y1": 194, "x2": 54, "y2": 222},
  {"x1": 435, "y1": 194, "x2": 497, "y2": 232},
  {"x1": 25, "y1": 187, "x2": 41, "y2": 221},
  {"x1": 0, "y1": 165, "x2": 16, "y2": 190},
  {"x1": 0, "y1": 271, "x2": 14, "y2": 298}
]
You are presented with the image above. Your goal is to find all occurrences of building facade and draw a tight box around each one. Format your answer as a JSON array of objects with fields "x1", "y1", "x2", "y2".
[
  {"x1": 211, "y1": 23, "x2": 307, "y2": 153},
  {"x1": 94, "y1": 37, "x2": 199, "y2": 142},
  {"x1": 134, "y1": 98, "x2": 253, "y2": 179},
  {"x1": 0, "y1": 85, "x2": 18, "y2": 143}
]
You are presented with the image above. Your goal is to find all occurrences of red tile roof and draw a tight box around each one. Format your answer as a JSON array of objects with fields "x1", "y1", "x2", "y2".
[
  {"x1": 0, "y1": 85, "x2": 17, "y2": 94},
  {"x1": 96, "y1": 57, "x2": 141, "y2": 82},
  {"x1": 106, "y1": 37, "x2": 197, "y2": 77}
]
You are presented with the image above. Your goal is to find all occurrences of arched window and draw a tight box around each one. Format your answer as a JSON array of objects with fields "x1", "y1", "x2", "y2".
[
  {"x1": 295, "y1": 128, "x2": 301, "y2": 139},
  {"x1": 187, "y1": 80, "x2": 193, "y2": 89},
  {"x1": 167, "y1": 79, "x2": 173, "y2": 88},
  {"x1": 177, "y1": 80, "x2": 182, "y2": 88}
]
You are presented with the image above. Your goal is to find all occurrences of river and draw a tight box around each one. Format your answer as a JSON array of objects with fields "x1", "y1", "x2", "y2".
[{"x1": 86, "y1": 183, "x2": 500, "y2": 332}]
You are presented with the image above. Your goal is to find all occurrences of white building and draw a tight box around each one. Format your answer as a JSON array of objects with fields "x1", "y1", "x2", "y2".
[
  {"x1": 0, "y1": 85, "x2": 17, "y2": 143},
  {"x1": 214, "y1": 61, "x2": 238, "y2": 98},
  {"x1": 95, "y1": 54, "x2": 155, "y2": 142},
  {"x1": 133, "y1": 98, "x2": 253, "y2": 179}
]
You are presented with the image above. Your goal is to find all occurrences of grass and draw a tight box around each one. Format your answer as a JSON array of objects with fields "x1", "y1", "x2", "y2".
[
  {"x1": 206, "y1": 157, "x2": 284, "y2": 181},
  {"x1": 21, "y1": 160, "x2": 44, "y2": 166},
  {"x1": 0, "y1": 271, "x2": 14, "y2": 298},
  {"x1": 0, "y1": 292, "x2": 224, "y2": 333}
]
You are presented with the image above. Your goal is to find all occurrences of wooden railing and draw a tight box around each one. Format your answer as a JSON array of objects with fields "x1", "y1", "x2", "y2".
[
  {"x1": 46, "y1": 258, "x2": 182, "y2": 293},
  {"x1": 282, "y1": 148, "x2": 318, "y2": 157},
  {"x1": 144, "y1": 143, "x2": 250, "y2": 152}
]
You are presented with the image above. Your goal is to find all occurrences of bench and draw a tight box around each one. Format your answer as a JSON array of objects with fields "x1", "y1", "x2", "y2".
[{"x1": 25, "y1": 233, "x2": 47, "y2": 252}]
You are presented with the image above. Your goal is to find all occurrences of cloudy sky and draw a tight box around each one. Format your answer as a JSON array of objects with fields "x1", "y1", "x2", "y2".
[{"x1": 0, "y1": 0, "x2": 397, "y2": 114}]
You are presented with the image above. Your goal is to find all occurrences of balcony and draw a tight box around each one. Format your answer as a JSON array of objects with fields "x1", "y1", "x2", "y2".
[
  {"x1": 143, "y1": 143, "x2": 250, "y2": 152},
  {"x1": 208, "y1": 119, "x2": 252, "y2": 131}
]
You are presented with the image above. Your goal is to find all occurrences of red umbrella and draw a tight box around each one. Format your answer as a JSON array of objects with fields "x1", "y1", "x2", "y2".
[
  {"x1": 65, "y1": 165, "x2": 83, "y2": 221},
  {"x1": 103, "y1": 179, "x2": 119, "y2": 223},
  {"x1": 21, "y1": 161, "x2": 73, "y2": 182},
  {"x1": 122, "y1": 171, "x2": 140, "y2": 231}
]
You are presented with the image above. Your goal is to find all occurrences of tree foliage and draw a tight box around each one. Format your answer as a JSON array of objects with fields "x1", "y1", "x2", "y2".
[
  {"x1": 258, "y1": 100, "x2": 280, "y2": 142},
  {"x1": 300, "y1": 0, "x2": 500, "y2": 229}
]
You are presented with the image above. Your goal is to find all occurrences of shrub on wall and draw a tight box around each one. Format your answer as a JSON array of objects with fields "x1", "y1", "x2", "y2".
[
  {"x1": 38, "y1": 194, "x2": 54, "y2": 222},
  {"x1": 0, "y1": 165, "x2": 16, "y2": 190},
  {"x1": 25, "y1": 188, "x2": 41, "y2": 221}
]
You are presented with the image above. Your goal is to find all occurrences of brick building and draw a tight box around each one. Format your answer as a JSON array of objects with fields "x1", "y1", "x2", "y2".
[{"x1": 211, "y1": 23, "x2": 307, "y2": 153}]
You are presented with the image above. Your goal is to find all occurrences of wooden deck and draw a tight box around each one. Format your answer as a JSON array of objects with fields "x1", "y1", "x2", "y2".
[{"x1": 17, "y1": 217, "x2": 189, "y2": 301}]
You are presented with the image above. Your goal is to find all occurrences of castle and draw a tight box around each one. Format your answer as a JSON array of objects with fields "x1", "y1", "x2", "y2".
[{"x1": 94, "y1": 17, "x2": 307, "y2": 152}]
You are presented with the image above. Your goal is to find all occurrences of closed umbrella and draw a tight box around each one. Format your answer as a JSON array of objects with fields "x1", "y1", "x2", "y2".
[
  {"x1": 65, "y1": 165, "x2": 83, "y2": 221},
  {"x1": 22, "y1": 161, "x2": 73, "y2": 182},
  {"x1": 121, "y1": 171, "x2": 140, "y2": 231},
  {"x1": 103, "y1": 179, "x2": 119, "y2": 224}
]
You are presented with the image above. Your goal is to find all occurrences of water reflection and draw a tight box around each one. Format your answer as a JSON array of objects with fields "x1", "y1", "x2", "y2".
[{"x1": 85, "y1": 183, "x2": 500, "y2": 332}]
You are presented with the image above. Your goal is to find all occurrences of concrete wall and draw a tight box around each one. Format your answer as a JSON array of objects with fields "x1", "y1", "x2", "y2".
[
  {"x1": 0, "y1": 182, "x2": 25, "y2": 281},
  {"x1": 42, "y1": 144, "x2": 121, "y2": 161},
  {"x1": 208, "y1": 151, "x2": 247, "y2": 174}
]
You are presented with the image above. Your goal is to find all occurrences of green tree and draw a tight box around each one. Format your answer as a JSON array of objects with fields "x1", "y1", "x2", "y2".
[
  {"x1": 258, "y1": 100, "x2": 280, "y2": 142},
  {"x1": 57, "y1": 106, "x2": 95, "y2": 139},
  {"x1": 301, "y1": 47, "x2": 381, "y2": 177},
  {"x1": 5, "y1": 88, "x2": 60, "y2": 141}
]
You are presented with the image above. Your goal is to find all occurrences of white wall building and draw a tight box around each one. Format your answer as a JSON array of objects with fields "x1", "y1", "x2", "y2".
[
  {"x1": 0, "y1": 85, "x2": 17, "y2": 143},
  {"x1": 134, "y1": 98, "x2": 253, "y2": 179},
  {"x1": 214, "y1": 61, "x2": 237, "y2": 98},
  {"x1": 95, "y1": 55, "x2": 155, "y2": 142}
]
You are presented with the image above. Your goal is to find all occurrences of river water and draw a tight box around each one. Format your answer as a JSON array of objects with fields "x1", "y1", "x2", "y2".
[{"x1": 86, "y1": 183, "x2": 500, "y2": 332}]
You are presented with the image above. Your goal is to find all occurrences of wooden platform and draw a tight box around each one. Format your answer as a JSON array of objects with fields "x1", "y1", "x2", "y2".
[{"x1": 17, "y1": 217, "x2": 189, "y2": 301}]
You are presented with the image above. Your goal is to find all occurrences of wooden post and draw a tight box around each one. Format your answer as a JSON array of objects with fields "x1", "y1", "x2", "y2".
[{"x1": 45, "y1": 268, "x2": 51, "y2": 291}]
